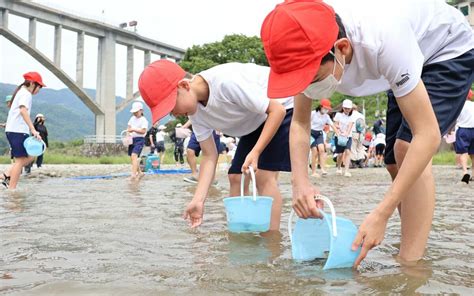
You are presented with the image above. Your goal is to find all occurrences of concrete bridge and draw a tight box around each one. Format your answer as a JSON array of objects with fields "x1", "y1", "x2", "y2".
[{"x1": 0, "y1": 0, "x2": 185, "y2": 142}]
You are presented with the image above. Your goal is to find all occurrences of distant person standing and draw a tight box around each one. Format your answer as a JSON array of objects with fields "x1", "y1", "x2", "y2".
[
  {"x1": 373, "y1": 117, "x2": 386, "y2": 135},
  {"x1": 170, "y1": 123, "x2": 186, "y2": 167},
  {"x1": 24, "y1": 113, "x2": 49, "y2": 173},
  {"x1": 1, "y1": 72, "x2": 45, "y2": 189},
  {"x1": 0, "y1": 95, "x2": 13, "y2": 128},
  {"x1": 455, "y1": 89, "x2": 474, "y2": 184},
  {"x1": 127, "y1": 102, "x2": 148, "y2": 179},
  {"x1": 147, "y1": 122, "x2": 159, "y2": 154},
  {"x1": 155, "y1": 125, "x2": 167, "y2": 164}
]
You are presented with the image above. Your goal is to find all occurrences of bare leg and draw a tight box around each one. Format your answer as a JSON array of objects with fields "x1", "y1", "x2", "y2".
[
  {"x1": 471, "y1": 154, "x2": 474, "y2": 177},
  {"x1": 255, "y1": 170, "x2": 282, "y2": 231},
  {"x1": 160, "y1": 151, "x2": 165, "y2": 165},
  {"x1": 311, "y1": 147, "x2": 318, "y2": 175},
  {"x1": 336, "y1": 153, "x2": 343, "y2": 170},
  {"x1": 343, "y1": 149, "x2": 351, "y2": 173},
  {"x1": 228, "y1": 173, "x2": 250, "y2": 196},
  {"x1": 8, "y1": 156, "x2": 33, "y2": 189},
  {"x1": 394, "y1": 139, "x2": 435, "y2": 261},
  {"x1": 131, "y1": 154, "x2": 140, "y2": 177},
  {"x1": 318, "y1": 144, "x2": 327, "y2": 174},
  {"x1": 459, "y1": 153, "x2": 469, "y2": 175},
  {"x1": 186, "y1": 149, "x2": 199, "y2": 179}
]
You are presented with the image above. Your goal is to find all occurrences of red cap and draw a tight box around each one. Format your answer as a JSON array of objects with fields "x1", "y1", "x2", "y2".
[
  {"x1": 23, "y1": 72, "x2": 45, "y2": 87},
  {"x1": 468, "y1": 89, "x2": 473, "y2": 100},
  {"x1": 138, "y1": 60, "x2": 186, "y2": 124},
  {"x1": 261, "y1": 0, "x2": 338, "y2": 98},
  {"x1": 320, "y1": 98, "x2": 332, "y2": 110},
  {"x1": 364, "y1": 131, "x2": 373, "y2": 141}
]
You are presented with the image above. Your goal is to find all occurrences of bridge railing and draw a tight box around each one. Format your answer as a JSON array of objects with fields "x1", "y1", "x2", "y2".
[{"x1": 84, "y1": 135, "x2": 122, "y2": 144}]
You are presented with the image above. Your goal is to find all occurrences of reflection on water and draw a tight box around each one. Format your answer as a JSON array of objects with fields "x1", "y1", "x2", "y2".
[{"x1": 0, "y1": 167, "x2": 473, "y2": 294}]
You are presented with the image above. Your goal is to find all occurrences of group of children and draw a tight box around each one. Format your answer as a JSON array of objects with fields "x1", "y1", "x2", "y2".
[
  {"x1": 1, "y1": 0, "x2": 472, "y2": 269},
  {"x1": 138, "y1": 0, "x2": 473, "y2": 268}
]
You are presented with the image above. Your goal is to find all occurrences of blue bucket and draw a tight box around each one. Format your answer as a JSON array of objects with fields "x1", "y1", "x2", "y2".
[
  {"x1": 288, "y1": 196, "x2": 361, "y2": 270},
  {"x1": 337, "y1": 136, "x2": 349, "y2": 146},
  {"x1": 223, "y1": 167, "x2": 273, "y2": 233},
  {"x1": 23, "y1": 136, "x2": 46, "y2": 157}
]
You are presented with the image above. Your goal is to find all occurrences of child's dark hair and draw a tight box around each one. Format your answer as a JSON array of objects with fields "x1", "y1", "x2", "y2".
[
  {"x1": 10, "y1": 80, "x2": 41, "y2": 103},
  {"x1": 321, "y1": 14, "x2": 347, "y2": 64}
]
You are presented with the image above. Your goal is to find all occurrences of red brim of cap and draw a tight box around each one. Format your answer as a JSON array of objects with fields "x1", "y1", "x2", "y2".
[
  {"x1": 150, "y1": 88, "x2": 177, "y2": 124},
  {"x1": 267, "y1": 58, "x2": 321, "y2": 98}
]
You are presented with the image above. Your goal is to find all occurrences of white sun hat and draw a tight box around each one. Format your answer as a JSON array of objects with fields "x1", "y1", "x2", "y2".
[
  {"x1": 130, "y1": 101, "x2": 144, "y2": 113},
  {"x1": 342, "y1": 99, "x2": 353, "y2": 109}
]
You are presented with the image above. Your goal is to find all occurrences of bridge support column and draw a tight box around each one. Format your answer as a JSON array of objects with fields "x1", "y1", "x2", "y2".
[
  {"x1": 54, "y1": 25, "x2": 62, "y2": 66},
  {"x1": 28, "y1": 17, "x2": 36, "y2": 47},
  {"x1": 96, "y1": 32, "x2": 116, "y2": 142},
  {"x1": 144, "y1": 50, "x2": 151, "y2": 67},
  {"x1": 0, "y1": 9, "x2": 8, "y2": 27},
  {"x1": 126, "y1": 45, "x2": 134, "y2": 100},
  {"x1": 76, "y1": 31, "x2": 84, "y2": 87}
]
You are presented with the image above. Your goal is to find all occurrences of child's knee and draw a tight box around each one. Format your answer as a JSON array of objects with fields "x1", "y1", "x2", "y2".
[{"x1": 228, "y1": 173, "x2": 241, "y2": 186}]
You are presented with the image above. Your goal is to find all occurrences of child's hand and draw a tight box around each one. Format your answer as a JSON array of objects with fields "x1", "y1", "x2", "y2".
[
  {"x1": 242, "y1": 151, "x2": 259, "y2": 174},
  {"x1": 183, "y1": 199, "x2": 204, "y2": 228},
  {"x1": 291, "y1": 182, "x2": 323, "y2": 219},
  {"x1": 32, "y1": 130, "x2": 42, "y2": 140},
  {"x1": 127, "y1": 127, "x2": 134, "y2": 133}
]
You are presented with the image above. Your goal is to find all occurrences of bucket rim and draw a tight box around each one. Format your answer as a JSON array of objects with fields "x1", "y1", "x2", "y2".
[{"x1": 223, "y1": 196, "x2": 273, "y2": 202}]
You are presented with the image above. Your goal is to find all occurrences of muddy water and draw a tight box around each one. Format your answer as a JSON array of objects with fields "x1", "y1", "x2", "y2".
[{"x1": 0, "y1": 165, "x2": 473, "y2": 295}]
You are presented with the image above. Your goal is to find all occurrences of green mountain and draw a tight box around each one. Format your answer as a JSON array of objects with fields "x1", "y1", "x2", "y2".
[{"x1": 0, "y1": 83, "x2": 152, "y2": 151}]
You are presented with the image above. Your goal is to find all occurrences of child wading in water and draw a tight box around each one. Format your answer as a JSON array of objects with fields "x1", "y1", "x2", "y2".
[
  {"x1": 1, "y1": 72, "x2": 45, "y2": 189},
  {"x1": 127, "y1": 101, "x2": 148, "y2": 179},
  {"x1": 139, "y1": 60, "x2": 293, "y2": 231},
  {"x1": 261, "y1": 0, "x2": 473, "y2": 266}
]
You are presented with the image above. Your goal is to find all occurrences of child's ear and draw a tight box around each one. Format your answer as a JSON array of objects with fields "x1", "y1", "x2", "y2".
[{"x1": 177, "y1": 79, "x2": 190, "y2": 91}]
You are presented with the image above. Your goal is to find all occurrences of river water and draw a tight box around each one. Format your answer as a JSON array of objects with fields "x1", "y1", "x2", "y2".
[{"x1": 0, "y1": 165, "x2": 473, "y2": 295}]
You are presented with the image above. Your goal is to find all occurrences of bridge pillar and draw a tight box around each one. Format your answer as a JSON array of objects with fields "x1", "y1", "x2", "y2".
[
  {"x1": 76, "y1": 31, "x2": 84, "y2": 87},
  {"x1": 54, "y1": 24, "x2": 62, "y2": 66},
  {"x1": 96, "y1": 32, "x2": 116, "y2": 142},
  {"x1": 126, "y1": 45, "x2": 134, "y2": 100},
  {"x1": 28, "y1": 17, "x2": 36, "y2": 47},
  {"x1": 0, "y1": 9, "x2": 8, "y2": 27}
]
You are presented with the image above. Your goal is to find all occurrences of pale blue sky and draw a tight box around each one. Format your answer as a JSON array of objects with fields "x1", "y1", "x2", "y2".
[{"x1": 0, "y1": 0, "x2": 281, "y2": 95}]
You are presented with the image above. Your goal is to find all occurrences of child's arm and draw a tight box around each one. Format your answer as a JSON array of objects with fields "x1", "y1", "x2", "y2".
[
  {"x1": 183, "y1": 135, "x2": 219, "y2": 228},
  {"x1": 19, "y1": 106, "x2": 40, "y2": 139},
  {"x1": 352, "y1": 80, "x2": 440, "y2": 266},
  {"x1": 241, "y1": 100, "x2": 285, "y2": 173},
  {"x1": 345, "y1": 122, "x2": 354, "y2": 136}
]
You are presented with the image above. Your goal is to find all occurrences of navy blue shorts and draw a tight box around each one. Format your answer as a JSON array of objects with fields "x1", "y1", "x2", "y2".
[
  {"x1": 228, "y1": 108, "x2": 293, "y2": 174},
  {"x1": 334, "y1": 137, "x2": 352, "y2": 154},
  {"x1": 375, "y1": 144, "x2": 386, "y2": 156},
  {"x1": 455, "y1": 128, "x2": 474, "y2": 154},
  {"x1": 6, "y1": 132, "x2": 29, "y2": 158},
  {"x1": 128, "y1": 137, "x2": 145, "y2": 156},
  {"x1": 187, "y1": 131, "x2": 222, "y2": 157},
  {"x1": 310, "y1": 130, "x2": 324, "y2": 148},
  {"x1": 385, "y1": 49, "x2": 474, "y2": 165},
  {"x1": 155, "y1": 141, "x2": 165, "y2": 153}
]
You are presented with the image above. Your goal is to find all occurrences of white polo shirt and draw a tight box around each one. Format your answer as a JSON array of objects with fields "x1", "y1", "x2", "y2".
[
  {"x1": 334, "y1": 112, "x2": 355, "y2": 136},
  {"x1": 457, "y1": 101, "x2": 474, "y2": 129},
  {"x1": 6, "y1": 87, "x2": 32, "y2": 134},
  {"x1": 128, "y1": 116, "x2": 148, "y2": 138},
  {"x1": 190, "y1": 63, "x2": 294, "y2": 142},
  {"x1": 310, "y1": 110, "x2": 333, "y2": 131},
  {"x1": 326, "y1": 0, "x2": 474, "y2": 98}
]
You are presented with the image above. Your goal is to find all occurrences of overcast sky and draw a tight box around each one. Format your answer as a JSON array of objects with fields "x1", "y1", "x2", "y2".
[{"x1": 0, "y1": 0, "x2": 281, "y2": 96}]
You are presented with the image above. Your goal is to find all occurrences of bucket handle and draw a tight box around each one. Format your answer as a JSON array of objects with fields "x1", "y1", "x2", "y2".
[
  {"x1": 121, "y1": 130, "x2": 130, "y2": 137},
  {"x1": 240, "y1": 166, "x2": 257, "y2": 201},
  {"x1": 288, "y1": 195, "x2": 338, "y2": 244}
]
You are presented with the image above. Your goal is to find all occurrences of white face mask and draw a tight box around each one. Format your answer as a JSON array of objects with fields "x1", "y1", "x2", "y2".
[
  {"x1": 321, "y1": 109, "x2": 329, "y2": 114},
  {"x1": 303, "y1": 51, "x2": 345, "y2": 100}
]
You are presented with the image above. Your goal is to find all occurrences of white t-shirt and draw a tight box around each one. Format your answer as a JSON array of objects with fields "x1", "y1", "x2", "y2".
[
  {"x1": 334, "y1": 112, "x2": 355, "y2": 136},
  {"x1": 127, "y1": 116, "x2": 148, "y2": 138},
  {"x1": 190, "y1": 63, "x2": 294, "y2": 142},
  {"x1": 310, "y1": 110, "x2": 333, "y2": 131},
  {"x1": 325, "y1": 0, "x2": 474, "y2": 98},
  {"x1": 156, "y1": 130, "x2": 166, "y2": 142},
  {"x1": 373, "y1": 133, "x2": 386, "y2": 146},
  {"x1": 5, "y1": 87, "x2": 33, "y2": 134},
  {"x1": 351, "y1": 110, "x2": 365, "y2": 133},
  {"x1": 457, "y1": 100, "x2": 474, "y2": 128}
]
